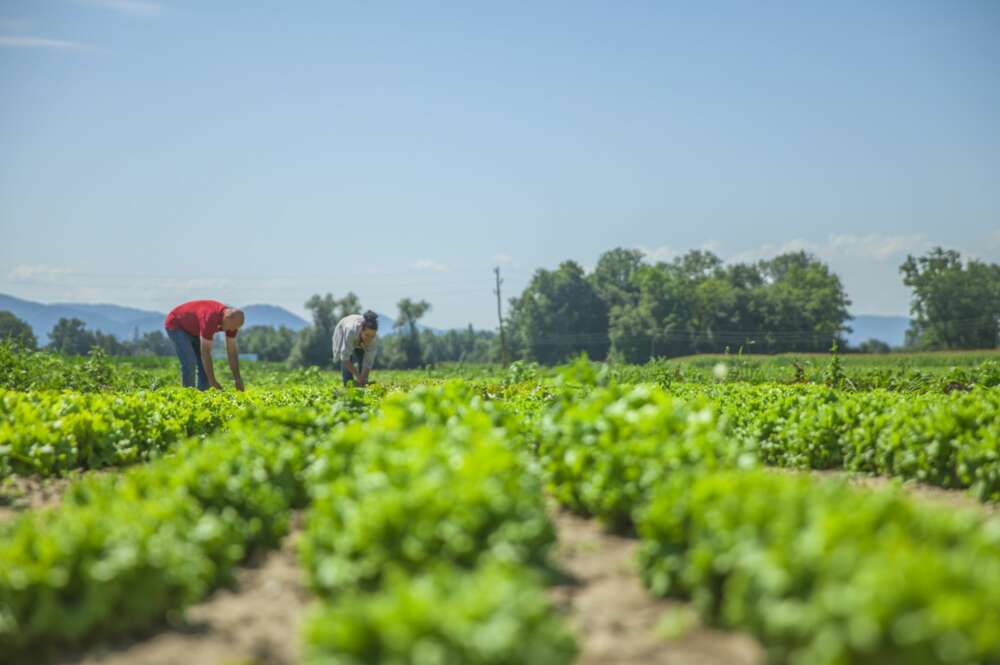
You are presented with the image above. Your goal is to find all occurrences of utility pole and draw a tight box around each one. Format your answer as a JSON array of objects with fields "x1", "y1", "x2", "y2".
[{"x1": 494, "y1": 266, "x2": 509, "y2": 366}]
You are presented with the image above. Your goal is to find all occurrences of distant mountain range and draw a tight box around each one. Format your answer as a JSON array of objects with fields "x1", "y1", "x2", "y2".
[{"x1": 0, "y1": 293, "x2": 441, "y2": 344}]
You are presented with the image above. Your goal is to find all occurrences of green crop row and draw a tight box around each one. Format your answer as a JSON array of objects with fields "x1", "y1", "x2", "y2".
[
  {"x1": 637, "y1": 470, "x2": 1000, "y2": 665},
  {"x1": 537, "y1": 382, "x2": 746, "y2": 531},
  {"x1": 666, "y1": 383, "x2": 1000, "y2": 501},
  {"x1": 0, "y1": 386, "x2": 376, "y2": 478},
  {"x1": 0, "y1": 406, "x2": 352, "y2": 662},
  {"x1": 537, "y1": 378, "x2": 1000, "y2": 664},
  {"x1": 300, "y1": 383, "x2": 577, "y2": 664}
]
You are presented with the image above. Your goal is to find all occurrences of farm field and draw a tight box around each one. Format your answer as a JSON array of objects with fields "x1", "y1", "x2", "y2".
[{"x1": 2, "y1": 344, "x2": 1000, "y2": 665}]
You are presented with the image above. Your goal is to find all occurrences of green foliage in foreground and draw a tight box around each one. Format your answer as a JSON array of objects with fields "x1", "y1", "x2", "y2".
[
  {"x1": 305, "y1": 563, "x2": 577, "y2": 665},
  {"x1": 0, "y1": 408, "x2": 344, "y2": 660},
  {"x1": 0, "y1": 382, "x2": 575, "y2": 664},
  {"x1": 538, "y1": 374, "x2": 1000, "y2": 664},
  {"x1": 537, "y1": 382, "x2": 746, "y2": 530},
  {"x1": 300, "y1": 384, "x2": 574, "y2": 665},
  {"x1": 637, "y1": 471, "x2": 1000, "y2": 665}
]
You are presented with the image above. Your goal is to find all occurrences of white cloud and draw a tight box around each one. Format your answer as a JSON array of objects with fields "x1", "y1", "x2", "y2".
[
  {"x1": 0, "y1": 36, "x2": 88, "y2": 50},
  {"x1": 727, "y1": 234, "x2": 932, "y2": 265},
  {"x1": 988, "y1": 229, "x2": 1000, "y2": 251},
  {"x1": 493, "y1": 253, "x2": 513, "y2": 265},
  {"x1": 638, "y1": 244, "x2": 680, "y2": 263},
  {"x1": 156, "y1": 277, "x2": 234, "y2": 290},
  {"x1": 75, "y1": 0, "x2": 163, "y2": 17},
  {"x1": 412, "y1": 259, "x2": 448, "y2": 272},
  {"x1": 826, "y1": 234, "x2": 932, "y2": 261},
  {"x1": 8, "y1": 264, "x2": 74, "y2": 282},
  {"x1": 700, "y1": 239, "x2": 722, "y2": 254}
]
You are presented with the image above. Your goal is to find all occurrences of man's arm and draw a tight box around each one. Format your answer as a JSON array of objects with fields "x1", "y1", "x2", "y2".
[
  {"x1": 199, "y1": 337, "x2": 222, "y2": 389},
  {"x1": 226, "y1": 336, "x2": 244, "y2": 391}
]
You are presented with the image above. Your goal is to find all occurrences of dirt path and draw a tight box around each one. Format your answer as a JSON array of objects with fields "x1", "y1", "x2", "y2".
[
  {"x1": 547, "y1": 506, "x2": 764, "y2": 665},
  {"x1": 57, "y1": 519, "x2": 309, "y2": 665},
  {"x1": 773, "y1": 467, "x2": 1000, "y2": 515},
  {"x1": 0, "y1": 474, "x2": 79, "y2": 523}
]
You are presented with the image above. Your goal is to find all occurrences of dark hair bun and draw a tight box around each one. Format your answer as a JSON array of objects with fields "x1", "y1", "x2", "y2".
[{"x1": 362, "y1": 310, "x2": 379, "y2": 330}]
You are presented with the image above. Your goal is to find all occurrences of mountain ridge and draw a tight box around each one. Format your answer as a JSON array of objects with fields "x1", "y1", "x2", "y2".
[{"x1": 0, "y1": 293, "x2": 443, "y2": 343}]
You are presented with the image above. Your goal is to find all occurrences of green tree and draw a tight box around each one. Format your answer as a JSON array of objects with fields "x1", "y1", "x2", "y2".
[
  {"x1": 857, "y1": 338, "x2": 892, "y2": 354},
  {"x1": 590, "y1": 248, "x2": 645, "y2": 312},
  {"x1": 0, "y1": 311, "x2": 37, "y2": 350},
  {"x1": 755, "y1": 252, "x2": 852, "y2": 352},
  {"x1": 420, "y1": 325, "x2": 497, "y2": 366},
  {"x1": 901, "y1": 247, "x2": 1000, "y2": 349},
  {"x1": 288, "y1": 292, "x2": 362, "y2": 367},
  {"x1": 608, "y1": 249, "x2": 850, "y2": 360},
  {"x1": 92, "y1": 330, "x2": 127, "y2": 356},
  {"x1": 508, "y1": 261, "x2": 609, "y2": 364},
  {"x1": 241, "y1": 325, "x2": 297, "y2": 362},
  {"x1": 395, "y1": 298, "x2": 431, "y2": 369},
  {"x1": 127, "y1": 330, "x2": 174, "y2": 356},
  {"x1": 47, "y1": 318, "x2": 97, "y2": 356}
]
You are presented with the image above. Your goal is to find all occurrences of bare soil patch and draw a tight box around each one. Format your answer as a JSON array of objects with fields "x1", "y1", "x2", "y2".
[
  {"x1": 0, "y1": 474, "x2": 79, "y2": 523},
  {"x1": 56, "y1": 517, "x2": 308, "y2": 665},
  {"x1": 547, "y1": 506, "x2": 764, "y2": 665},
  {"x1": 773, "y1": 468, "x2": 999, "y2": 515}
]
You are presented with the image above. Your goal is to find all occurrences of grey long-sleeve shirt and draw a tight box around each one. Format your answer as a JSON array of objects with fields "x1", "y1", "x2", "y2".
[{"x1": 331, "y1": 314, "x2": 378, "y2": 371}]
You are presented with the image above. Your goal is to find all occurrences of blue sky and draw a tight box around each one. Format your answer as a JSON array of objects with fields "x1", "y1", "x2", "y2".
[{"x1": 1, "y1": 0, "x2": 998, "y2": 329}]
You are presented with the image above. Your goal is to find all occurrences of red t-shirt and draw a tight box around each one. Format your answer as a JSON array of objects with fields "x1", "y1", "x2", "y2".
[{"x1": 164, "y1": 300, "x2": 238, "y2": 340}]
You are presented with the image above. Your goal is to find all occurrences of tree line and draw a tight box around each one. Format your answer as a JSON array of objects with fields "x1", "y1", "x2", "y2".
[
  {"x1": 0, "y1": 295, "x2": 497, "y2": 369},
  {"x1": 504, "y1": 245, "x2": 999, "y2": 363},
  {"x1": 2, "y1": 246, "x2": 997, "y2": 367}
]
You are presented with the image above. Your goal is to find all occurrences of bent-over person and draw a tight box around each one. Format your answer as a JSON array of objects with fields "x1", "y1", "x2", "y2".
[
  {"x1": 332, "y1": 310, "x2": 379, "y2": 386},
  {"x1": 164, "y1": 299, "x2": 245, "y2": 391}
]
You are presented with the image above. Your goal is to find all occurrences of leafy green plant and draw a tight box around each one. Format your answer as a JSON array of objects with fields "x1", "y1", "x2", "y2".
[
  {"x1": 304, "y1": 563, "x2": 577, "y2": 665},
  {"x1": 0, "y1": 408, "x2": 342, "y2": 660},
  {"x1": 636, "y1": 470, "x2": 1000, "y2": 665}
]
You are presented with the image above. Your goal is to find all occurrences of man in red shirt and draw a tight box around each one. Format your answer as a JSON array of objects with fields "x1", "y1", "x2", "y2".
[{"x1": 164, "y1": 300, "x2": 246, "y2": 391}]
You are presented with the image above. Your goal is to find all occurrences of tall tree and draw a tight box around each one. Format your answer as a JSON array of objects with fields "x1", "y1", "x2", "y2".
[
  {"x1": 0, "y1": 311, "x2": 37, "y2": 350},
  {"x1": 590, "y1": 248, "x2": 645, "y2": 312},
  {"x1": 901, "y1": 247, "x2": 1000, "y2": 349},
  {"x1": 508, "y1": 261, "x2": 609, "y2": 364},
  {"x1": 396, "y1": 298, "x2": 431, "y2": 368},
  {"x1": 756, "y1": 251, "x2": 852, "y2": 352},
  {"x1": 47, "y1": 318, "x2": 96, "y2": 356}
]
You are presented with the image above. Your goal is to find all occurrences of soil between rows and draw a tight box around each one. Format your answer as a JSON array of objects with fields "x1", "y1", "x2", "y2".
[
  {"x1": 55, "y1": 518, "x2": 308, "y2": 665},
  {"x1": 547, "y1": 505, "x2": 764, "y2": 665}
]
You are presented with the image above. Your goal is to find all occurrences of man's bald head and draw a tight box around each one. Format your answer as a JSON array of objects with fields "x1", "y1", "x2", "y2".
[{"x1": 223, "y1": 308, "x2": 245, "y2": 332}]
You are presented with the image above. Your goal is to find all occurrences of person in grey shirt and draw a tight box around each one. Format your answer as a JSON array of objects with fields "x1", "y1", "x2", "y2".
[{"x1": 332, "y1": 310, "x2": 380, "y2": 386}]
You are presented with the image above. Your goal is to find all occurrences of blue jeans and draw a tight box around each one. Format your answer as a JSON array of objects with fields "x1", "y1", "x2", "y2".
[
  {"x1": 167, "y1": 328, "x2": 209, "y2": 390},
  {"x1": 342, "y1": 348, "x2": 364, "y2": 386}
]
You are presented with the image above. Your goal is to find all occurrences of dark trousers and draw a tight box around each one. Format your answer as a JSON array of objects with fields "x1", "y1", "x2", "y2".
[
  {"x1": 167, "y1": 328, "x2": 209, "y2": 390},
  {"x1": 342, "y1": 348, "x2": 364, "y2": 386}
]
